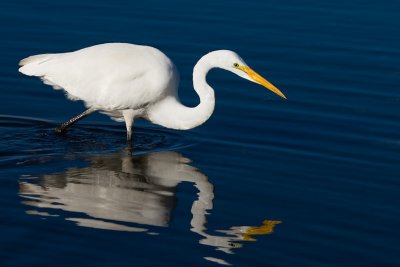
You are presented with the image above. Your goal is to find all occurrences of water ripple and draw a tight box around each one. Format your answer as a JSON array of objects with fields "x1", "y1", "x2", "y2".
[{"x1": 0, "y1": 115, "x2": 197, "y2": 166}]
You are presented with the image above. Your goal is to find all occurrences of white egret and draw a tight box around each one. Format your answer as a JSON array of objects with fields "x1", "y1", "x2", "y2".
[{"x1": 19, "y1": 43, "x2": 286, "y2": 142}]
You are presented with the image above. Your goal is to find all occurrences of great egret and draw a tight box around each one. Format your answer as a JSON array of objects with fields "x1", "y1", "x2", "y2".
[{"x1": 19, "y1": 43, "x2": 286, "y2": 141}]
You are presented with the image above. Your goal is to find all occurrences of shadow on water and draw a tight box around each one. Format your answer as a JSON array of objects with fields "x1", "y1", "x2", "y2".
[{"x1": 0, "y1": 115, "x2": 281, "y2": 265}]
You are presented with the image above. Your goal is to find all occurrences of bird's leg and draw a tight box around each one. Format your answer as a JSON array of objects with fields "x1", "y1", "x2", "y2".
[
  {"x1": 55, "y1": 108, "x2": 96, "y2": 134},
  {"x1": 123, "y1": 109, "x2": 135, "y2": 146},
  {"x1": 126, "y1": 125, "x2": 133, "y2": 142}
]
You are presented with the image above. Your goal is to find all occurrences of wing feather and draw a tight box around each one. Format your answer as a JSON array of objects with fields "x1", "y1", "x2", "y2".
[{"x1": 18, "y1": 43, "x2": 176, "y2": 111}]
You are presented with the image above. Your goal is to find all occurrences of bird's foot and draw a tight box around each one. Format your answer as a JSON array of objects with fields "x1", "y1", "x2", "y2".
[
  {"x1": 125, "y1": 136, "x2": 134, "y2": 154},
  {"x1": 54, "y1": 126, "x2": 67, "y2": 134},
  {"x1": 125, "y1": 143, "x2": 134, "y2": 154}
]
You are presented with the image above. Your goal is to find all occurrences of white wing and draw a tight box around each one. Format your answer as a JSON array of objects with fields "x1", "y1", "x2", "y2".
[{"x1": 19, "y1": 43, "x2": 178, "y2": 111}]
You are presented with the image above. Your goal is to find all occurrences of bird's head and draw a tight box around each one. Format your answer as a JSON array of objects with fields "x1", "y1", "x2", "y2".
[{"x1": 210, "y1": 50, "x2": 287, "y2": 99}]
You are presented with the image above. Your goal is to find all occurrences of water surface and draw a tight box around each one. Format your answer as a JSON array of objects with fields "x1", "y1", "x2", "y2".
[{"x1": 1, "y1": 0, "x2": 400, "y2": 266}]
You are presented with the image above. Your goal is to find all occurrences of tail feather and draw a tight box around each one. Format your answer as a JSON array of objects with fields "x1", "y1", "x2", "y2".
[{"x1": 18, "y1": 54, "x2": 54, "y2": 76}]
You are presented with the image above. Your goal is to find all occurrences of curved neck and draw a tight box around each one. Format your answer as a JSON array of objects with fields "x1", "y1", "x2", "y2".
[
  {"x1": 190, "y1": 53, "x2": 216, "y2": 126},
  {"x1": 147, "y1": 53, "x2": 216, "y2": 130}
]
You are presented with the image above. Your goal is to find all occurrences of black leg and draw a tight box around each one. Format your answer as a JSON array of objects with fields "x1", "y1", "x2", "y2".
[
  {"x1": 126, "y1": 143, "x2": 133, "y2": 154},
  {"x1": 55, "y1": 108, "x2": 96, "y2": 134}
]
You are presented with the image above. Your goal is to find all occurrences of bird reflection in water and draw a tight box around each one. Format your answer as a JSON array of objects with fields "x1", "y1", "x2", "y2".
[{"x1": 19, "y1": 151, "x2": 281, "y2": 259}]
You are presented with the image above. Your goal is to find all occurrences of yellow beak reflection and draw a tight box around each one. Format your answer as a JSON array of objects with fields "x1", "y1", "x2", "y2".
[{"x1": 240, "y1": 66, "x2": 287, "y2": 99}]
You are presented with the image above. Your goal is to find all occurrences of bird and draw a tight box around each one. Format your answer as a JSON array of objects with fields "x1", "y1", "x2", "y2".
[{"x1": 19, "y1": 43, "x2": 286, "y2": 142}]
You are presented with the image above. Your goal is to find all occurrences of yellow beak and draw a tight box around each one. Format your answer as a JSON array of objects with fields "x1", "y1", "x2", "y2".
[{"x1": 239, "y1": 66, "x2": 287, "y2": 99}]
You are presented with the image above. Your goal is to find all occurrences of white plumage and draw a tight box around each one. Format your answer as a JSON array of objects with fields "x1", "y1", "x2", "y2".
[{"x1": 19, "y1": 43, "x2": 285, "y2": 141}]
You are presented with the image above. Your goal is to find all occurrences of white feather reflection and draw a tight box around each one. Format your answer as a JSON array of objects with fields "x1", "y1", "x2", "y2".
[{"x1": 19, "y1": 151, "x2": 280, "y2": 262}]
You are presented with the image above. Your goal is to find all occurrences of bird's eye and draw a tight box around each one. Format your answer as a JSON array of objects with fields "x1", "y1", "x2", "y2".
[{"x1": 233, "y1": 63, "x2": 239, "y2": 68}]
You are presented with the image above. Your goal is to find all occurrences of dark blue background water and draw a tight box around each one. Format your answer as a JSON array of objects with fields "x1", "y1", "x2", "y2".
[{"x1": 1, "y1": 0, "x2": 400, "y2": 266}]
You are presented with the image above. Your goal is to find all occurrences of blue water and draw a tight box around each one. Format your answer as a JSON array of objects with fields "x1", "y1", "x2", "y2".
[{"x1": 1, "y1": 0, "x2": 400, "y2": 266}]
